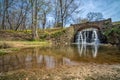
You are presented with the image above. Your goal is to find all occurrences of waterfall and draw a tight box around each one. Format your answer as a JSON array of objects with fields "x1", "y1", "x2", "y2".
[
  {"x1": 77, "y1": 32, "x2": 83, "y2": 44},
  {"x1": 76, "y1": 28, "x2": 100, "y2": 58},
  {"x1": 76, "y1": 28, "x2": 99, "y2": 44},
  {"x1": 92, "y1": 30, "x2": 99, "y2": 44}
]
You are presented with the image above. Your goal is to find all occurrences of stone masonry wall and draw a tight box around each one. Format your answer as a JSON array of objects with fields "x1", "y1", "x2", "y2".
[{"x1": 51, "y1": 27, "x2": 74, "y2": 46}]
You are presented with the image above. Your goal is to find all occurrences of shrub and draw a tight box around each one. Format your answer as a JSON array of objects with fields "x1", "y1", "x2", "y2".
[
  {"x1": 50, "y1": 29, "x2": 66, "y2": 38},
  {"x1": 104, "y1": 25, "x2": 120, "y2": 36}
]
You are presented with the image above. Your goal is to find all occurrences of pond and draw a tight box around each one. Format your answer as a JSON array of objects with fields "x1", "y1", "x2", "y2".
[{"x1": 0, "y1": 44, "x2": 120, "y2": 72}]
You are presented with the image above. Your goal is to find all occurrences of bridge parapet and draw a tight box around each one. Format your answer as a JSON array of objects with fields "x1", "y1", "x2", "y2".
[{"x1": 71, "y1": 18, "x2": 112, "y2": 32}]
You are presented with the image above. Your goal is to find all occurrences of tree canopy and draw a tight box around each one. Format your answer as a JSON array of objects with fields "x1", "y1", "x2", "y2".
[{"x1": 87, "y1": 12, "x2": 104, "y2": 21}]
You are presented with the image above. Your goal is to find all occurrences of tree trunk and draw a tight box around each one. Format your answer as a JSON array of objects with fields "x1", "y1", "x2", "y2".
[
  {"x1": 1, "y1": 0, "x2": 6, "y2": 30},
  {"x1": 32, "y1": 0, "x2": 39, "y2": 40},
  {"x1": 42, "y1": 12, "x2": 46, "y2": 30},
  {"x1": 59, "y1": 0, "x2": 63, "y2": 28}
]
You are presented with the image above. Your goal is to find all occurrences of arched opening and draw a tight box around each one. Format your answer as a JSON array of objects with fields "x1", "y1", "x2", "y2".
[
  {"x1": 75, "y1": 28, "x2": 99, "y2": 44},
  {"x1": 73, "y1": 26, "x2": 107, "y2": 44}
]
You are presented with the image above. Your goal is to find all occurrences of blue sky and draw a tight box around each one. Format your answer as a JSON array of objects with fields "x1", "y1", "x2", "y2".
[
  {"x1": 48, "y1": 0, "x2": 120, "y2": 27},
  {"x1": 80, "y1": 0, "x2": 120, "y2": 22}
]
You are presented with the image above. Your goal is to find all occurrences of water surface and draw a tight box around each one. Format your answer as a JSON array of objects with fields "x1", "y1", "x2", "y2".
[{"x1": 0, "y1": 44, "x2": 120, "y2": 72}]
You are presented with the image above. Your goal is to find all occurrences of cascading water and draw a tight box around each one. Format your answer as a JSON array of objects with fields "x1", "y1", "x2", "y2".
[
  {"x1": 76, "y1": 28, "x2": 99, "y2": 44},
  {"x1": 76, "y1": 28, "x2": 100, "y2": 58}
]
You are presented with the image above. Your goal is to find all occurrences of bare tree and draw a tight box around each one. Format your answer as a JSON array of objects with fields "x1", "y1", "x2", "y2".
[
  {"x1": 0, "y1": 0, "x2": 29, "y2": 30},
  {"x1": 80, "y1": 18, "x2": 89, "y2": 23},
  {"x1": 0, "y1": 0, "x2": 83, "y2": 32},
  {"x1": 1, "y1": 0, "x2": 8, "y2": 30},
  {"x1": 0, "y1": 0, "x2": 15, "y2": 30},
  {"x1": 14, "y1": 0, "x2": 29, "y2": 31},
  {"x1": 29, "y1": 0, "x2": 39, "y2": 40},
  {"x1": 87, "y1": 12, "x2": 104, "y2": 21},
  {"x1": 53, "y1": 0, "x2": 81, "y2": 28}
]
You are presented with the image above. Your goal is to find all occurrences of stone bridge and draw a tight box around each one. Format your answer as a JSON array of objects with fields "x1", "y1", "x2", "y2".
[
  {"x1": 52, "y1": 18, "x2": 112, "y2": 45},
  {"x1": 71, "y1": 18, "x2": 112, "y2": 33}
]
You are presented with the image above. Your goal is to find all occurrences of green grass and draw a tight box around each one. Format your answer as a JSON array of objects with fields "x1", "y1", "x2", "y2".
[
  {"x1": 112, "y1": 21, "x2": 120, "y2": 25},
  {"x1": 0, "y1": 41, "x2": 51, "y2": 55},
  {"x1": 0, "y1": 28, "x2": 67, "y2": 48},
  {"x1": 0, "y1": 41, "x2": 51, "y2": 49},
  {"x1": 0, "y1": 28, "x2": 66, "y2": 41},
  {"x1": 0, "y1": 50, "x2": 7, "y2": 55},
  {"x1": 10, "y1": 48, "x2": 20, "y2": 51},
  {"x1": 38, "y1": 28, "x2": 66, "y2": 39},
  {"x1": 50, "y1": 29, "x2": 66, "y2": 38},
  {"x1": 1, "y1": 30, "x2": 31, "y2": 34},
  {"x1": 104, "y1": 26, "x2": 120, "y2": 36},
  {"x1": 21, "y1": 41, "x2": 49, "y2": 45}
]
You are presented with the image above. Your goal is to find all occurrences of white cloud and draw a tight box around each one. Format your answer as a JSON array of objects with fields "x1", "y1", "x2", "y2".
[{"x1": 79, "y1": 0, "x2": 120, "y2": 21}]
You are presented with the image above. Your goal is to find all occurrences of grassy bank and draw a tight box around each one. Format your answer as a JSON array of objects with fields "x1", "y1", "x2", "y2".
[
  {"x1": 0, "y1": 41, "x2": 51, "y2": 48},
  {"x1": 0, "y1": 41, "x2": 51, "y2": 55},
  {"x1": 0, "y1": 28, "x2": 67, "y2": 55},
  {"x1": 0, "y1": 28, "x2": 65, "y2": 41}
]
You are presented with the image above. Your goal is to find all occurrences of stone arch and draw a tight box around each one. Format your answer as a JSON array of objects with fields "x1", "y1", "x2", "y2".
[
  {"x1": 77, "y1": 25, "x2": 100, "y2": 31},
  {"x1": 71, "y1": 18, "x2": 112, "y2": 43},
  {"x1": 73, "y1": 25, "x2": 100, "y2": 43}
]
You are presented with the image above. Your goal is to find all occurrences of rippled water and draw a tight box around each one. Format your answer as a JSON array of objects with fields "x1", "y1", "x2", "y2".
[{"x1": 0, "y1": 44, "x2": 120, "y2": 72}]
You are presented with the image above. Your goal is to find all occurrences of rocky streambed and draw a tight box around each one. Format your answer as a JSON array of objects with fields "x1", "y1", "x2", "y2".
[{"x1": 0, "y1": 63, "x2": 120, "y2": 80}]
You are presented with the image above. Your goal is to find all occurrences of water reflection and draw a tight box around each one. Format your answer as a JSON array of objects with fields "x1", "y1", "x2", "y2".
[
  {"x1": 0, "y1": 45, "x2": 120, "y2": 72},
  {"x1": 44, "y1": 55, "x2": 55, "y2": 69},
  {"x1": 77, "y1": 43, "x2": 99, "y2": 58},
  {"x1": 92, "y1": 44, "x2": 99, "y2": 58},
  {"x1": 0, "y1": 48, "x2": 78, "y2": 72}
]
